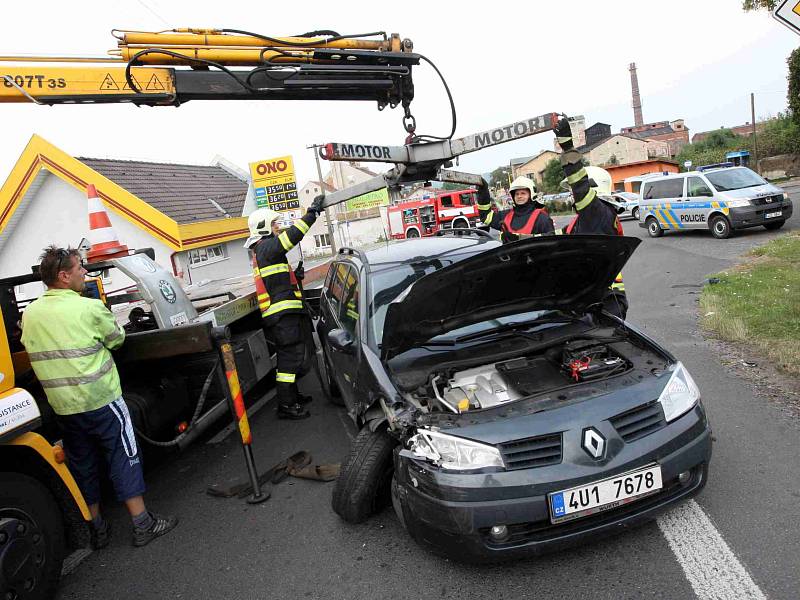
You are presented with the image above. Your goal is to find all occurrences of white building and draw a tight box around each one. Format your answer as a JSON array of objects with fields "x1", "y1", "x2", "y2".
[{"x1": 0, "y1": 135, "x2": 253, "y2": 298}]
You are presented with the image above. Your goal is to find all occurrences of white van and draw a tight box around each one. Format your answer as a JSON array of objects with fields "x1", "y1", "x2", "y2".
[{"x1": 638, "y1": 166, "x2": 792, "y2": 239}]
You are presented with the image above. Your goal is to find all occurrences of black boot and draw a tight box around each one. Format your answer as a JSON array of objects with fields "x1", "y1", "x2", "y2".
[
  {"x1": 293, "y1": 383, "x2": 313, "y2": 405},
  {"x1": 276, "y1": 382, "x2": 310, "y2": 420}
]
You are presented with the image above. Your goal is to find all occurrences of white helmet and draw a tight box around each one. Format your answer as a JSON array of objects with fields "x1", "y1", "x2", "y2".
[
  {"x1": 244, "y1": 208, "x2": 281, "y2": 248},
  {"x1": 584, "y1": 166, "x2": 613, "y2": 197},
  {"x1": 508, "y1": 176, "x2": 543, "y2": 206}
]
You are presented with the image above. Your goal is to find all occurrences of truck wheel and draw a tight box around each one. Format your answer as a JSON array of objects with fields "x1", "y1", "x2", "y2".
[
  {"x1": 405, "y1": 229, "x2": 420, "y2": 239},
  {"x1": 646, "y1": 217, "x2": 663, "y2": 238},
  {"x1": 331, "y1": 426, "x2": 397, "y2": 524},
  {"x1": 763, "y1": 220, "x2": 786, "y2": 231},
  {"x1": 452, "y1": 217, "x2": 469, "y2": 229},
  {"x1": 631, "y1": 207, "x2": 640, "y2": 221},
  {"x1": 710, "y1": 214, "x2": 733, "y2": 239},
  {"x1": 0, "y1": 473, "x2": 65, "y2": 600},
  {"x1": 321, "y1": 349, "x2": 344, "y2": 406}
]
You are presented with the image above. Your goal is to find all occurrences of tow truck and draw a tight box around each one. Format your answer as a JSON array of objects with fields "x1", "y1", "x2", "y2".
[{"x1": 0, "y1": 27, "x2": 561, "y2": 599}]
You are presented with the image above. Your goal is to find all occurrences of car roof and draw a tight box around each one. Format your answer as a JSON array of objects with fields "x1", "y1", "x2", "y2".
[{"x1": 338, "y1": 236, "x2": 500, "y2": 269}]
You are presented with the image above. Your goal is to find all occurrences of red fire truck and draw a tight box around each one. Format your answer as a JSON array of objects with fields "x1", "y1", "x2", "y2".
[{"x1": 386, "y1": 188, "x2": 481, "y2": 239}]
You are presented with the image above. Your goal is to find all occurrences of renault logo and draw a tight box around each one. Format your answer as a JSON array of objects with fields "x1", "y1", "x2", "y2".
[{"x1": 582, "y1": 428, "x2": 606, "y2": 459}]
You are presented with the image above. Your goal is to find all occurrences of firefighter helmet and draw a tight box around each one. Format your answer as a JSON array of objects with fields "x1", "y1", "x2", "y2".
[
  {"x1": 244, "y1": 208, "x2": 281, "y2": 248},
  {"x1": 584, "y1": 166, "x2": 613, "y2": 197},
  {"x1": 508, "y1": 176, "x2": 543, "y2": 206}
]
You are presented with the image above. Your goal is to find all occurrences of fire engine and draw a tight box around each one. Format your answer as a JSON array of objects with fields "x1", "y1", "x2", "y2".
[{"x1": 386, "y1": 188, "x2": 480, "y2": 239}]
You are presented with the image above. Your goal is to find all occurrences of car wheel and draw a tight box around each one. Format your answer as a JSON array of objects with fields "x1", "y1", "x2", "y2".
[
  {"x1": 331, "y1": 426, "x2": 398, "y2": 524},
  {"x1": 646, "y1": 217, "x2": 663, "y2": 238},
  {"x1": 405, "y1": 229, "x2": 420, "y2": 239},
  {"x1": 320, "y1": 349, "x2": 344, "y2": 406},
  {"x1": 710, "y1": 214, "x2": 733, "y2": 239},
  {"x1": 632, "y1": 207, "x2": 640, "y2": 221},
  {"x1": 0, "y1": 472, "x2": 65, "y2": 600},
  {"x1": 763, "y1": 220, "x2": 786, "y2": 231}
]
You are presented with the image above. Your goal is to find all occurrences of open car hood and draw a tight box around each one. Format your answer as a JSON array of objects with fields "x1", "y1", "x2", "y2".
[{"x1": 381, "y1": 235, "x2": 640, "y2": 360}]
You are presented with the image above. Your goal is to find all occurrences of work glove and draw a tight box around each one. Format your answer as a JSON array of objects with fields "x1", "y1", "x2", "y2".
[
  {"x1": 476, "y1": 178, "x2": 492, "y2": 205},
  {"x1": 294, "y1": 261, "x2": 305, "y2": 282},
  {"x1": 308, "y1": 194, "x2": 325, "y2": 216},
  {"x1": 554, "y1": 116, "x2": 574, "y2": 150}
]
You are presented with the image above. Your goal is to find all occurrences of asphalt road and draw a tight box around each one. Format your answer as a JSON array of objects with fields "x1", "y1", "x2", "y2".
[{"x1": 56, "y1": 199, "x2": 799, "y2": 600}]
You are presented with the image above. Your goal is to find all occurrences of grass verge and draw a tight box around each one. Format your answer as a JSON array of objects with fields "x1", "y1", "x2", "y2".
[{"x1": 700, "y1": 232, "x2": 800, "y2": 376}]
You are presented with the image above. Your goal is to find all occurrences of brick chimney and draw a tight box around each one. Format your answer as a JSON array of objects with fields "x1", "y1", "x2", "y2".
[{"x1": 629, "y1": 62, "x2": 643, "y2": 127}]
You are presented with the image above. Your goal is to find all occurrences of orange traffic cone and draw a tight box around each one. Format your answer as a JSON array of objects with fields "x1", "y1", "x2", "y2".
[{"x1": 86, "y1": 184, "x2": 129, "y2": 261}]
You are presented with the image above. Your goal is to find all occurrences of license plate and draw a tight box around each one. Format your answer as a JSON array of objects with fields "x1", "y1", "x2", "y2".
[
  {"x1": 548, "y1": 464, "x2": 662, "y2": 524},
  {"x1": 765, "y1": 211, "x2": 782, "y2": 219}
]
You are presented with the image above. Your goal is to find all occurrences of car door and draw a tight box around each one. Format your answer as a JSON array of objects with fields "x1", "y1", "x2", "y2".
[
  {"x1": 684, "y1": 176, "x2": 715, "y2": 229},
  {"x1": 318, "y1": 261, "x2": 347, "y2": 390},
  {"x1": 327, "y1": 263, "x2": 362, "y2": 408}
]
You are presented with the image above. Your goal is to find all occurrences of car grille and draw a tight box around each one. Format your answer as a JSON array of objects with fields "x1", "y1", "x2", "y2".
[
  {"x1": 751, "y1": 194, "x2": 782, "y2": 206},
  {"x1": 610, "y1": 401, "x2": 666, "y2": 442},
  {"x1": 499, "y1": 433, "x2": 562, "y2": 470}
]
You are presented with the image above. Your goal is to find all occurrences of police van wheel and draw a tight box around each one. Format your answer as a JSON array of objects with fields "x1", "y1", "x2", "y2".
[
  {"x1": 631, "y1": 207, "x2": 640, "y2": 221},
  {"x1": 0, "y1": 473, "x2": 65, "y2": 600},
  {"x1": 763, "y1": 220, "x2": 786, "y2": 231},
  {"x1": 710, "y1": 215, "x2": 733, "y2": 239},
  {"x1": 646, "y1": 217, "x2": 663, "y2": 238}
]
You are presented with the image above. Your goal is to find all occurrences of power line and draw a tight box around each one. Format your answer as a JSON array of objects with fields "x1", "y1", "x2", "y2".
[{"x1": 135, "y1": 0, "x2": 170, "y2": 27}]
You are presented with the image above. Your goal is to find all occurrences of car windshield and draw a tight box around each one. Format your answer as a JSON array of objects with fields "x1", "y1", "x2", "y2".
[
  {"x1": 704, "y1": 168, "x2": 767, "y2": 192},
  {"x1": 427, "y1": 310, "x2": 554, "y2": 342}
]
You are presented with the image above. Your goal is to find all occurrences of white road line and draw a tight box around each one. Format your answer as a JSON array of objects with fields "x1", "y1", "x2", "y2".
[{"x1": 657, "y1": 500, "x2": 767, "y2": 600}]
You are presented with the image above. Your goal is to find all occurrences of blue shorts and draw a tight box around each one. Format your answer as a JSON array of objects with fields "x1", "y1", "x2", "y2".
[{"x1": 57, "y1": 397, "x2": 146, "y2": 505}]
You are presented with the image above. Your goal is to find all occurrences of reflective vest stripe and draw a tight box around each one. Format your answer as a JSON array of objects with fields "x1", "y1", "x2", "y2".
[
  {"x1": 276, "y1": 371, "x2": 296, "y2": 383},
  {"x1": 27, "y1": 341, "x2": 104, "y2": 361},
  {"x1": 262, "y1": 299, "x2": 303, "y2": 318},
  {"x1": 278, "y1": 231, "x2": 295, "y2": 251},
  {"x1": 38, "y1": 356, "x2": 115, "y2": 389},
  {"x1": 476, "y1": 202, "x2": 491, "y2": 211},
  {"x1": 295, "y1": 219, "x2": 310, "y2": 234},
  {"x1": 574, "y1": 187, "x2": 595, "y2": 211},
  {"x1": 259, "y1": 263, "x2": 290, "y2": 277}
]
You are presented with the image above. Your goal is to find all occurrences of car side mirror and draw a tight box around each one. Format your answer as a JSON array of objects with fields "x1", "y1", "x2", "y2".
[{"x1": 328, "y1": 328, "x2": 355, "y2": 354}]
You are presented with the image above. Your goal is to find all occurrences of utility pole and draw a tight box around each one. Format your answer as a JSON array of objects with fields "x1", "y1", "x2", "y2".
[
  {"x1": 751, "y1": 93, "x2": 759, "y2": 174},
  {"x1": 307, "y1": 144, "x2": 337, "y2": 255}
]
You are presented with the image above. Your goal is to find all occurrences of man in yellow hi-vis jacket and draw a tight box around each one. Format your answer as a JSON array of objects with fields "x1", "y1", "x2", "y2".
[{"x1": 21, "y1": 246, "x2": 177, "y2": 549}]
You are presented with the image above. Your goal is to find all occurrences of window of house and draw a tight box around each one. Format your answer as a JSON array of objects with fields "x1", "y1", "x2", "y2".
[
  {"x1": 315, "y1": 233, "x2": 331, "y2": 248},
  {"x1": 187, "y1": 244, "x2": 227, "y2": 266},
  {"x1": 686, "y1": 177, "x2": 713, "y2": 198}
]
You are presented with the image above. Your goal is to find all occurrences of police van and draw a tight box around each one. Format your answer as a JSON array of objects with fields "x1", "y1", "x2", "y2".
[{"x1": 638, "y1": 165, "x2": 792, "y2": 239}]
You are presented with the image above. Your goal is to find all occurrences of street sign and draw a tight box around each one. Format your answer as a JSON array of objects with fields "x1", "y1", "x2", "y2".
[
  {"x1": 345, "y1": 188, "x2": 389, "y2": 211},
  {"x1": 249, "y1": 155, "x2": 299, "y2": 222},
  {"x1": 774, "y1": 0, "x2": 800, "y2": 35}
]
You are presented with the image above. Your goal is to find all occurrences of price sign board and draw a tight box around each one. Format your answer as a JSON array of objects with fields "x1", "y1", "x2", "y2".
[{"x1": 249, "y1": 155, "x2": 299, "y2": 216}]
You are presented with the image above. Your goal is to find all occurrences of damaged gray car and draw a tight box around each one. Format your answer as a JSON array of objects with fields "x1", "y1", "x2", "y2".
[{"x1": 316, "y1": 231, "x2": 712, "y2": 561}]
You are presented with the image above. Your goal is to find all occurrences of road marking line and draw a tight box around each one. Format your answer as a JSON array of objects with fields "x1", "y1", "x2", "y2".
[
  {"x1": 61, "y1": 548, "x2": 92, "y2": 576},
  {"x1": 657, "y1": 500, "x2": 766, "y2": 600}
]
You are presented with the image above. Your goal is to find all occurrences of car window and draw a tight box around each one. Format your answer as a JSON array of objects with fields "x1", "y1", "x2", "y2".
[
  {"x1": 459, "y1": 192, "x2": 475, "y2": 206},
  {"x1": 704, "y1": 168, "x2": 767, "y2": 192},
  {"x1": 687, "y1": 177, "x2": 713, "y2": 198},
  {"x1": 643, "y1": 178, "x2": 684, "y2": 200},
  {"x1": 339, "y1": 266, "x2": 360, "y2": 336},
  {"x1": 326, "y1": 262, "x2": 349, "y2": 315}
]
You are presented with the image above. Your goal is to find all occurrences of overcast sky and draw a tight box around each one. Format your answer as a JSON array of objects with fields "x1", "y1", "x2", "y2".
[{"x1": 1, "y1": 0, "x2": 797, "y2": 189}]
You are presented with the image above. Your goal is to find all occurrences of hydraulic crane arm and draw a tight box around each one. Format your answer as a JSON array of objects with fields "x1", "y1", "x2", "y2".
[{"x1": 0, "y1": 29, "x2": 417, "y2": 108}]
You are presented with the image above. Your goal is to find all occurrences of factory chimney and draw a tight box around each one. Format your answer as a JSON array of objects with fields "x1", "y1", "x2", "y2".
[{"x1": 629, "y1": 62, "x2": 644, "y2": 127}]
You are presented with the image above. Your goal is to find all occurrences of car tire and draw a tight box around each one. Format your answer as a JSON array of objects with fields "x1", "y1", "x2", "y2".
[
  {"x1": 320, "y1": 349, "x2": 344, "y2": 406},
  {"x1": 331, "y1": 426, "x2": 398, "y2": 524},
  {"x1": 405, "y1": 229, "x2": 420, "y2": 239},
  {"x1": 710, "y1": 214, "x2": 733, "y2": 239},
  {"x1": 646, "y1": 217, "x2": 663, "y2": 238},
  {"x1": 0, "y1": 472, "x2": 65, "y2": 600},
  {"x1": 763, "y1": 220, "x2": 786, "y2": 231},
  {"x1": 451, "y1": 217, "x2": 469, "y2": 229},
  {"x1": 632, "y1": 207, "x2": 640, "y2": 221}
]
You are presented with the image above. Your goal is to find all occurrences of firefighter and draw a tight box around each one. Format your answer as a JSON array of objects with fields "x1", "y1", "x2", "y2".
[
  {"x1": 21, "y1": 246, "x2": 177, "y2": 548},
  {"x1": 553, "y1": 117, "x2": 628, "y2": 319},
  {"x1": 477, "y1": 176, "x2": 554, "y2": 243},
  {"x1": 244, "y1": 195, "x2": 325, "y2": 419}
]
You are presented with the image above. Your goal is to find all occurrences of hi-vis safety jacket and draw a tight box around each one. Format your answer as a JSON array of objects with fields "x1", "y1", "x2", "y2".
[
  {"x1": 555, "y1": 139, "x2": 626, "y2": 294},
  {"x1": 477, "y1": 201, "x2": 554, "y2": 243},
  {"x1": 21, "y1": 289, "x2": 125, "y2": 416},
  {"x1": 253, "y1": 211, "x2": 317, "y2": 325}
]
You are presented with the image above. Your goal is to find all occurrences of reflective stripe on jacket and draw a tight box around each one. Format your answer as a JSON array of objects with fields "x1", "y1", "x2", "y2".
[
  {"x1": 21, "y1": 288, "x2": 125, "y2": 416},
  {"x1": 252, "y1": 211, "x2": 316, "y2": 325},
  {"x1": 478, "y1": 203, "x2": 554, "y2": 243}
]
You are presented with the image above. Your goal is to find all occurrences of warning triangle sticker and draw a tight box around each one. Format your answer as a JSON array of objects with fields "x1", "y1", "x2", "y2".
[
  {"x1": 100, "y1": 73, "x2": 120, "y2": 91},
  {"x1": 145, "y1": 74, "x2": 165, "y2": 91},
  {"x1": 122, "y1": 75, "x2": 142, "y2": 91}
]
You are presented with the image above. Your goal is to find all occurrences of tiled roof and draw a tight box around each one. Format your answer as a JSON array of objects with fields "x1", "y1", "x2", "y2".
[
  {"x1": 79, "y1": 157, "x2": 248, "y2": 224},
  {"x1": 624, "y1": 126, "x2": 676, "y2": 138}
]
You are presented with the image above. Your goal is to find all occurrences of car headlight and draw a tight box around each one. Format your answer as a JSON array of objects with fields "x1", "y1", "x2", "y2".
[
  {"x1": 408, "y1": 429, "x2": 504, "y2": 470},
  {"x1": 726, "y1": 199, "x2": 751, "y2": 208},
  {"x1": 657, "y1": 362, "x2": 701, "y2": 422}
]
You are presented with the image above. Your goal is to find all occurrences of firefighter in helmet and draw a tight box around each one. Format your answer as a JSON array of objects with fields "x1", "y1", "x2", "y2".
[
  {"x1": 553, "y1": 116, "x2": 628, "y2": 319},
  {"x1": 244, "y1": 195, "x2": 324, "y2": 419},
  {"x1": 477, "y1": 175, "x2": 554, "y2": 243}
]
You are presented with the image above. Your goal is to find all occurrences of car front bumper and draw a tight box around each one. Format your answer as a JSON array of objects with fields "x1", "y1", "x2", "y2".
[
  {"x1": 392, "y1": 405, "x2": 712, "y2": 562},
  {"x1": 729, "y1": 200, "x2": 793, "y2": 229}
]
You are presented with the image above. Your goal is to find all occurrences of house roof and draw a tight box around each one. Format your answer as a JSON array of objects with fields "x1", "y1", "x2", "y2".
[
  {"x1": 624, "y1": 126, "x2": 676, "y2": 139},
  {"x1": 78, "y1": 158, "x2": 248, "y2": 225},
  {"x1": 575, "y1": 133, "x2": 644, "y2": 154},
  {"x1": 0, "y1": 135, "x2": 249, "y2": 253},
  {"x1": 510, "y1": 155, "x2": 536, "y2": 167}
]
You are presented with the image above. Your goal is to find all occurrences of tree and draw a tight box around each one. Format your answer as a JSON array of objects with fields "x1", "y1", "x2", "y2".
[
  {"x1": 489, "y1": 165, "x2": 511, "y2": 189},
  {"x1": 742, "y1": 0, "x2": 776, "y2": 10},
  {"x1": 788, "y1": 48, "x2": 800, "y2": 124},
  {"x1": 540, "y1": 158, "x2": 565, "y2": 194}
]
